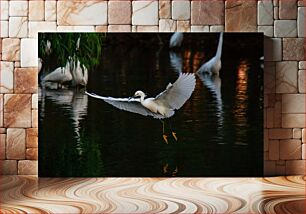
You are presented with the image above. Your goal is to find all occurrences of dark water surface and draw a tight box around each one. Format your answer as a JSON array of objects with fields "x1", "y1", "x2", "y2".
[{"x1": 39, "y1": 33, "x2": 263, "y2": 177}]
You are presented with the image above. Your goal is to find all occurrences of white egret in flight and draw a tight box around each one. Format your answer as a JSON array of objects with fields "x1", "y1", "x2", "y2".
[
  {"x1": 197, "y1": 32, "x2": 224, "y2": 75},
  {"x1": 86, "y1": 73, "x2": 196, "y2": 144},
  {"x1": 169, "y1": 32, "x2": 184, "y2": 49}
]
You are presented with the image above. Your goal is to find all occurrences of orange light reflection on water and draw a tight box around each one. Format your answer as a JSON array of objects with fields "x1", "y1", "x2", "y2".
[
  {"x1": 234, "y1": 59, "x2": 250, "y2": 145},
  {"x1": 192, "y1": 51, "x2": 205, "y2": 72},
  {"x1": 183, "y1": 50, "x2": 192, "y2": 73}
]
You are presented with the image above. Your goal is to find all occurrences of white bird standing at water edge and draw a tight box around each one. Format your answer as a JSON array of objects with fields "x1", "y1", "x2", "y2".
[
  {"x1": 169, "y1": 32, "x2": 184, "y2": 49},
  {"x1": 197, "y1": 32, "x2": 224, "y2": 75},
  {"x1": 41, "y1": 57, "x2": 88, "y2": 89},
  {"x1": 70, "y1": 57, "x2": 88, "y2": 87},
  {"x1": 86, "y1": 73, "x2": 196, "y2": 144},
  {"x1": 42, "y1": 59, "x2": 73, "y2": 88},
  {"x1": 71, "y1": 37, "x2": 88, "y2": 87},
  {"x1": 42, "y1": 36, "x2": 88, "y2": 89}
]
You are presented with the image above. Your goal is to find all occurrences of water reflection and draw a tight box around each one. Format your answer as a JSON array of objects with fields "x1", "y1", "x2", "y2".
[
  {"x1": 197, "y1": 72, "x2": 224, "y2": 129},
  {"x1": 192, "y1": 51, "x2": 205, "y2": 72},
  {"x1": 183, "y1": 50, "x2": 192, "y2": 73},
  {"x1": 40, "y1": 89, "x2": 88, "y2": 154},
  {"x1": 169, "y1": 51, "x2": 183, "y2": 75},
  {"x1": 234, "y1": 59, "x2": 250, "y2": 145}
]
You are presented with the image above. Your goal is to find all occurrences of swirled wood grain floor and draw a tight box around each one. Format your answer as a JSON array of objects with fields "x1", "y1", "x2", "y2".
[{"x1": 0, "y1": 176, "x2": 305, "y2": 213}]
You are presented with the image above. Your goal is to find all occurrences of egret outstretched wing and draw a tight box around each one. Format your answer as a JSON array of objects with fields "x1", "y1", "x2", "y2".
[
  {"x1": 154, "y1": 73, "x2": 196, "y2": 110},
  {"x1": 85, "y1": 92, "x2": 163, "y2": 119}
]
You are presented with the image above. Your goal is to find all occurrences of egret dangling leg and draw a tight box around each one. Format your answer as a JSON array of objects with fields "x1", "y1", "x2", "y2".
[
  {"x1": 161, "y1": 120, "x2": 168, "y2": 144},
  {"x1": 169, "y1": 120, "x2": 178, "y2": 141}
]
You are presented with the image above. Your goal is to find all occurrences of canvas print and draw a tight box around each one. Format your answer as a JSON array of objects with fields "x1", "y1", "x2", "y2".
[{"x1": 38, "y1": 33, "x2": 263, "y2": 177}]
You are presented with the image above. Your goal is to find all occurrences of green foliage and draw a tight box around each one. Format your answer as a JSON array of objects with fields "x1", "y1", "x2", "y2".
[{"x1": 39, "y1": 33, "x2": 105, "y2": 71}]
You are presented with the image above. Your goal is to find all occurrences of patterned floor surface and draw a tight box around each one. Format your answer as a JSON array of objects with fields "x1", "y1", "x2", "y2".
[{"x1": 0, "y1": 176, "x2": 305, "y2": 213}]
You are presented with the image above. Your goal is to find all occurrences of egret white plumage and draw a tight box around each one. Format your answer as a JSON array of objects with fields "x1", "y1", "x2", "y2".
[
  {"x1": 71, "y1": 58, "x2": 88, "y2": 87},
  {"x1": 86, "y1": 73, "x2": 196, "y2": 144},
  {"x1": 169, "y1": 32, "x2": 184, "y2": 49},
  {"x1": 71, "y1": 36, "x2": 88, "y2": 87},
  {"x1": 197, "y1": 32, "x2": 223, "y2": 75},
  {"x1": 42, "y1": 60, "x2": 72, "y2": 88}
]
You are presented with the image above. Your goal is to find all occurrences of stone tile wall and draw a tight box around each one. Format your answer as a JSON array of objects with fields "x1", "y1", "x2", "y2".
[{"x1": 0, "y1": 0, "x2": 305, "y2": 176}]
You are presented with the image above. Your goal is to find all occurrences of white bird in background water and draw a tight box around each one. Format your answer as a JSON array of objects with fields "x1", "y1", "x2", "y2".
[
  {"x1": 71, "y1": 37, "x2": 88, "y2": 87},
  {"x1": 86, "y1": 73, "x2": 196, "y2": 144},
  {"x1": 41, "y1": 36, "x2": 88, "y2": 89},
  {"x1": 71, "y1": 58, "x2": 88, "y2": 87},
  {"x1": 41, "y1": 57, "x2": 88, "y2": 89},
  {"x1": 197, "y1": 32, "x2": 224, "y2": 75},
  {"x1": 169, "y1": 32, "x2": 184, "y2": 49},
  {"x1": 42, "y1": 59, "x2": 73, "y2": 88}
]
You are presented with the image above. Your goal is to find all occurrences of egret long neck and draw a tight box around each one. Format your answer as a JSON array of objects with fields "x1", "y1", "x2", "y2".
[
  {"x1": 140, "y1": 94, "x2": 145, "y2": 102},
  {"x1": 216, "y1": 32, "x2": 223, "y2": 59}
]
